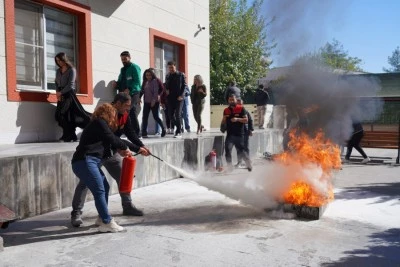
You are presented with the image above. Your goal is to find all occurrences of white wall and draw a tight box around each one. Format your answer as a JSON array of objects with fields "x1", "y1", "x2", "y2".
[{"x1": 0, "y1": 0, "x2": 210, "y2": 143}]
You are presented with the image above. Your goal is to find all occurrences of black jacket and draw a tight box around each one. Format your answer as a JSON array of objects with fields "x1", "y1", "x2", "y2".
[
  {"x1": 72, "y1": 119, "x2": 127, "y2": 162},
  {"x1": 254, "y1": 88, "x2": 270, "y2": 106},
  {"x1": 165, "y1": 71, "x2": 186, "y2": 100},
  {"x1": 245, "y1": 111, "x2": 254, "y2": 133}
]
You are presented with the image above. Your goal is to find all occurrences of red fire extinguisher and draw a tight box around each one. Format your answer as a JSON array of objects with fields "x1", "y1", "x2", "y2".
[
  {"x1": 210, "y1": 150, "x2": 217, "y2": 170},
  {"x1": 119, "y1": 155, "x2": 137, "y2": 194}
]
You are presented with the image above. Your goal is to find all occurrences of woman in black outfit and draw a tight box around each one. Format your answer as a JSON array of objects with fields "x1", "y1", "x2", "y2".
[
  {"x1": 71, "y1": 103, "x2": 137, "y2": 233},
  {"x1": 54, "y1": 52, "x2": 90, "y2": 142}
]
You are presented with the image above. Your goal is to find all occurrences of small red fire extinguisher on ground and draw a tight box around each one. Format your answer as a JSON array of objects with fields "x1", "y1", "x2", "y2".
[
  {"x1": 119, "y1": 155, "x2": 137, "y2": 194},
  {"x1": 210, "y1": 149, "x2": 217, "y2": 170}
]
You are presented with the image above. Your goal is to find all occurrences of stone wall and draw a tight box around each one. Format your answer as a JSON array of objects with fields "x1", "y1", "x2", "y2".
[{"x1": 0, "y1": 130, "x2": 283, "y2": 219}]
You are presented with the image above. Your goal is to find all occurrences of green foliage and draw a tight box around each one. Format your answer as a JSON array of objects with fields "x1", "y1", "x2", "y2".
[
  {"x1": 298, "y1": 39, "x2": 364, "y2": 72},
  {"x1": 383, "y1": 46, "x2": 400, "y2": 73},
  {"x1": 210, "y1": 0, "x2": 272, "y2": 104}
]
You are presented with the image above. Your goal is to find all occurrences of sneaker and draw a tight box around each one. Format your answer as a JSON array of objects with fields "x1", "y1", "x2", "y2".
[
  {"x1": 174, "y1": 133, "x2": 182, "y2": 138},
  {"x1": 155, "y1": 132, "x2": 161, "y2": 136},
  {"x1": 95, "y1": 216, "x2": 102, "y2": 226},
  {"x1": 186, "y1": 129, "x2": 191, "y2": 133},
  {"x1": 142, "y1": 135, "x2": 149, "y2": 138},
  {"x1": 161, "y1": 129, "x2": 166, "y2": 137},
  {"x1": 98, "y1": 218, "x2": 124, "y2": 233},
  {"x1": 361, "y1": 157, "x2": 371, "y2": 164},
  {"x1": 342, "y1": 158, "x2": 349, "y2": 163},
  {"x1": 122, "y1": 203, "x2": 144, "y2": 216},
  {"x1": 71, "y1": 212, "x2": 83, "y2": 227}
]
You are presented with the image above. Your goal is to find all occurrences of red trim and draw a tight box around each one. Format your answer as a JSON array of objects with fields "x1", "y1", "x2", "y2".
[
  {"x1": 149, "y1": 28, "x2": 188, "y2": 78},
  {"x1": 4, "y1": 0, "x2": 93, "y2": 104}
]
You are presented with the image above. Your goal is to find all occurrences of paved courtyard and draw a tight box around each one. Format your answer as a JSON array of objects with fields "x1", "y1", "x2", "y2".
[{"x1": 0, "y1": 148, "x2": 399, "y2": 267}]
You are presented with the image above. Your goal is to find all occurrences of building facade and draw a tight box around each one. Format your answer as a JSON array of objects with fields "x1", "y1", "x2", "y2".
[{"x1": 0, "y1": 0, "x2": 210, "y2": 144}]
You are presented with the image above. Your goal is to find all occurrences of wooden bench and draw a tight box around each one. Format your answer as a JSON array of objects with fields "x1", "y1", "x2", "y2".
[{"x1": 361, "y1": 131, "x2": 399, "y2": 149}]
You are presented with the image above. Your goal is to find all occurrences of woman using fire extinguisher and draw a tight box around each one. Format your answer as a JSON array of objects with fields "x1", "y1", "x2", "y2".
[{"x1": 71, "y1": 103, "x2": 138, "y2": 233}]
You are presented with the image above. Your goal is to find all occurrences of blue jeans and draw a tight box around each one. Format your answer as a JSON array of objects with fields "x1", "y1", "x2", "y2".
[
  {"x1": 181, "y1": 96, "x2": 190, "y2": 131},
  {"x1": 72, "y1": 156, "x2": 112, "y2": 224}
]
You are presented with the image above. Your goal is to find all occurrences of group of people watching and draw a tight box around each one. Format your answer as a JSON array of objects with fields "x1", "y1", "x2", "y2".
[
  {"x1": 53, "y1": 50, "x2": 207, "y2": 233},
  {"x1": 113, "y1": 51, "x2": 207, "y2": 138}
]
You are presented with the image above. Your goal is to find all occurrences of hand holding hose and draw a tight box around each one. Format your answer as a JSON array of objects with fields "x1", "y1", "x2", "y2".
[{"x1": 138, "y1": 146, "x2": 150, "y2": 156}]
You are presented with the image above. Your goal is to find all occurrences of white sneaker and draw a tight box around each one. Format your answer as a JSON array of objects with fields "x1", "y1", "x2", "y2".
[
  {"x1": 360, "y1": 157, "x2": 371, "y2": 164},
  {"x1": 98, "y1": 218, "x2": 124, "y2": 233},
  {"x1": 95, "y1": 216, "x2": 102, "y2": 226},
  {"x1": 174, "y1": 133, "x2": 182, "y2": 138}
]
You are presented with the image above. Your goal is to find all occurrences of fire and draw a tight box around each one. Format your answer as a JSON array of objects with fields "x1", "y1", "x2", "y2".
[{"x1": 276, "y1": 129, "x2": 341, "y2": 207}]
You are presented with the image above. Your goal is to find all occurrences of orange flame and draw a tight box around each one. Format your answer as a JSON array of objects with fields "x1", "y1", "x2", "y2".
[{"x1": 276, "y1": 129, "x2": 341, "y2": 206}]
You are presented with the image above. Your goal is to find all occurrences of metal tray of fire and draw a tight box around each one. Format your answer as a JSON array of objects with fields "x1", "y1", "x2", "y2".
[{"x1": 282, "y1": 203, "x2": 327, "y2": 220}]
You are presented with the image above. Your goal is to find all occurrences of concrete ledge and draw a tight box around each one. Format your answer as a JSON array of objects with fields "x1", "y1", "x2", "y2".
[{"x1": 0, "y1": 130, "x2": 283, "y2": 219}]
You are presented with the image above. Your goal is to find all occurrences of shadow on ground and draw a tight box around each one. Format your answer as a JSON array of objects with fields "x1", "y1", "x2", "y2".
[
  {"x1": 335, "y1": 182, "x2": 400, "y2": 205},
  {"x1": 1, "y1": 217, "x2": 101, "y2": 247},
  {"x1": 321, "y1": 228, "x2": 400, "y2": 266}
]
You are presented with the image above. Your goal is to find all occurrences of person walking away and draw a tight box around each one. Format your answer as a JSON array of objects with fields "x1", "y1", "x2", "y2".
[
  {"x1": 224, "y1": 81, "x2": 241, "y2": 103},
  {"x1": 71, "y1": 103, "x2": 145, "y2": 232},
  {"x1": 164, "y1": 61, "x2": 187, "y2": 138},
  {"x1": 71, "y1": 93, "x2": 150, "y2": 228},
  {"x1": 235, "y1": 99, "x2": 254, "y2": 167},
  {"x1": 113, "y1": 51, "x2": 142, "y2": 137},
  {"x1": 54, "y1": 52, "x2": 90, "y2": 142},
  {"x1": 344, "y1": 121, "x2": 371, "y2": 164},
  {"x1": 140, "y1": 69, "x2": 166, "y2": 138},
  {"x1": 190, "y1": 75, "x2": 207, "y2": 134},
  {"x1": 254, "y1": 84, "x2": 270, "y2": 129},
  {"x1": 220, "y1": 94, "x2": 252, "y2": 172}
]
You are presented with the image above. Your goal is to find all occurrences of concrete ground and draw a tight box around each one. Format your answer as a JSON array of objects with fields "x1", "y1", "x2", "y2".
[{"x1": 0, "y1": 148, "x2": 399, "y2": 267}]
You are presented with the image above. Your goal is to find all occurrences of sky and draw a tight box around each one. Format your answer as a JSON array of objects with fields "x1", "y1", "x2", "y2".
[{"x1": 260, "y1": 0, "x2": 400, "y2": 73}]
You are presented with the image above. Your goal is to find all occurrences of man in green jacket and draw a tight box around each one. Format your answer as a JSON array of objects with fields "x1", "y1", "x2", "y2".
[{"x1": 113, "y1": 51, "x2": 142, "y2": 137}]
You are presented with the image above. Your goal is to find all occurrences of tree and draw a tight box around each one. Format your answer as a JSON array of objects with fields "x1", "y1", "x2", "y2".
[
  {"x1": 210, "y1": 0, "x2": 272, "y2": 104},
  {"x1": 298, "y1": 39, "x2": 364, "y2": 72},
  {"x1": 383, "y1": 46, "x2": 400, "y2": 72}
]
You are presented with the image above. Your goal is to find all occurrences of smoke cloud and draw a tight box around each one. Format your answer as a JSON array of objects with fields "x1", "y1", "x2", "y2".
[
  {"x1": 264, "y1": 0, "x2": 350, "y2": 66},
  {"x1": 273, "y1": 60, "x2": 384, "y2": 143}
]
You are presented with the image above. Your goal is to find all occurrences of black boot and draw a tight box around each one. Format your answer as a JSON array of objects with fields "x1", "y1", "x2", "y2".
[
  {"x1": 122, "y1": 202, "x2": 144, "y2": 216},
  {"x1": 71, "y1": 210, "x2": 83, "y2": 227}
]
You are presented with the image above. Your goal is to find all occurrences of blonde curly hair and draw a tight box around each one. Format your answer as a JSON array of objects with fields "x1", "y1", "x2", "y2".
[{"x1": 92, "y1": 103, "x2": 118, "y2": 131}]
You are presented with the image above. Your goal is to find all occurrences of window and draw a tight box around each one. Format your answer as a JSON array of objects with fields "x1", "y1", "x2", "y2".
[
  {"x1": 15, "y1": 0, "x2": 78, "y2": 92},
  {"x1": 5, "y1": 0, "x2": 93, "y2": 103},
  {"x1": 154, "y1": 40, "x2": 179, "y2": 82},
  {"x1": 149, "y1": 28, "x2": 188, "y2": 84}
]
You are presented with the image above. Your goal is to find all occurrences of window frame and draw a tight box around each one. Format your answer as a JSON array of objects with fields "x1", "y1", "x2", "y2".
[
  {"x1": 149, "y1": 28, "x2": 188, "y2": 82},
  {"x1": 5, "y1": 0, "x2": 93, "y2": 104}
]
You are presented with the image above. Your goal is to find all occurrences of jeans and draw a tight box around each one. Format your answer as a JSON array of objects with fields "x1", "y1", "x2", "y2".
[
  {"x1": 72, "y1": 156, "x2": 112, "y2": 224},
  {"x1": 181, "y1": 96, "x2": 190, "y2": 131},
  {"x1": 71, "y1": 153, "x2": 133, "y2": 215},
  {"x1": 225, "y1": 135, "x2": 250, "y2": 166},
  {"x1": 141, "y1": 102, "x2": 165, "y2": 136},
  {"x1": 237, "y1": 133, "x2": 250, "y2": 163},
  {"x1": 129, "y1": 93, "x2": 141, "y2": 136},
  {"x1": 168, "y1": 98, "x2": 184, "y2": 134}
]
